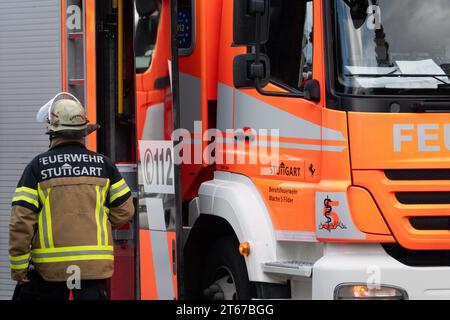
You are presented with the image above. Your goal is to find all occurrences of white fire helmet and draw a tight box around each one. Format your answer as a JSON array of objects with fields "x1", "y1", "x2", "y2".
[{"x1": 36, "y1": 92, "x2": 96, "y2": 135}]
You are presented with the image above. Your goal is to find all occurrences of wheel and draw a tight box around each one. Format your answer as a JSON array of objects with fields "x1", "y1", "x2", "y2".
[{"x1": 201, "y1": 236, "x2": 255, "y2": 300}]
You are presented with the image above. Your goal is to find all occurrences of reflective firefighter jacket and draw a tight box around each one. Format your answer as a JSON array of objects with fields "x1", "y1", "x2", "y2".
[{"x1": 9, "y1": 141, "x2": 134, "y2": 282}]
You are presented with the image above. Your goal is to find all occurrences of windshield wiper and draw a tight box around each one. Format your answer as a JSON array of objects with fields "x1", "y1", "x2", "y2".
[
  {"x1": 412, "y1": 101, "x2": 450, "y2": 112},
  {"x1": 344, "y1": 73, "x2": 450, "y2": 112},
  {"x1": 344, "y1": 73, "x2": 450, "y2": 86}
]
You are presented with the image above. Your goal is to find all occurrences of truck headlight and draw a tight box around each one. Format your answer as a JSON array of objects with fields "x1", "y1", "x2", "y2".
[{"x1": 334, "y1": 284, "x2": 407, "y2": 300}]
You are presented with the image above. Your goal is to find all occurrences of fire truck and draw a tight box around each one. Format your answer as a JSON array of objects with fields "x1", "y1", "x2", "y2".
[{"x1": 62, "y1": 0, "x2": 450, "y2": 300}]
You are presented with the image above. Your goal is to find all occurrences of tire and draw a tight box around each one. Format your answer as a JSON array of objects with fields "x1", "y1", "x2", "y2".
[{"x1": 201, "y1": 236, "x2": 255, "y2": 300}]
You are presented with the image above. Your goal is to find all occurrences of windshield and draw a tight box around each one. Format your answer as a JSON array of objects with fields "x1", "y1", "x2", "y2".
[{"x1": 334, "y1": 0, "x2": 450, "y2": 95}]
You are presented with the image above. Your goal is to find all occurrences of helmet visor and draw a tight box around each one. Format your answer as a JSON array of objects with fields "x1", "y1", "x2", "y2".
[{"x1": 36, "y1": 92, "x2": 81, "y2": 123}]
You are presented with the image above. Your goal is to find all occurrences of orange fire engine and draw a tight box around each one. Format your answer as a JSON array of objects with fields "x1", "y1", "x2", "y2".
[{"x1": 61, "y1": 0, "x2": 450, "y2": 300}]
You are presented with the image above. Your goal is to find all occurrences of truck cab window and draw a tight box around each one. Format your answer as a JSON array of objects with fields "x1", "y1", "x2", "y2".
[
  {"x1": 264, "y1": 0, "x2": 313, "y2": 90},
  {"x1": 134, "y1": 0, "x2": 161, "y2": 73}
]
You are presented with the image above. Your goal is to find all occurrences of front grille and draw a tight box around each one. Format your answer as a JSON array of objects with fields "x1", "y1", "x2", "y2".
[
  {"x1": 391, "y1": 174, "x2": 450, "y2": 231},
  {"x1": 410, "y1": 217, "x2": 450, "y2": 230},
  {"x1": 385, "y1": 169, "x2": 450, "y2": 181},
  {"x1": 353, "y1": 170, "x2": 450, "y2": 250},
  {"x1": 396, "y1": 192, "x2": 450, "y2": 205}
]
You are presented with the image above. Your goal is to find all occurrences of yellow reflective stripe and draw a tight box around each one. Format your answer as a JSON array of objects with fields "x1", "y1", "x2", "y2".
[
  {"x1": 10, "y1": 263, "x2": 29, "y2": 270},
  {"x1": 38, "y1": 209, "x2": 45, "y2": 248},
  {"x1": 101, "y1": 182, "x2": 110, "y2": 246},
  {"x1": 13, "y1": 187, "x2": 39, "y2": 208},
  {"x1": 33, "y1": 245, "x2": 113, "y2": 254},
  {"x1": 109, "y1": 178, "x2": 130, "y2": 203},
  {"x1": 32, "y1": 255, "x2": 114, "y2": 263},
  {"x1": 12, "y1": 195, "x2": 39, "y2": 208},
  {"x1": 32, "y1": 246, "x2": 114, "y2": 263},
  {"x1": 37, "y1": 186, "x2": 53, "y2": 249},
  {"x1": 110, "y1": 179, "x2": 126, "y2": 191},
  {"x1": 95, "y1": 186, "x2": 102, "y2": 245},
  {"x1": 9, "y1": 253, "x2": 31, "y2": 261},
  {"x1": 103, "y1": 209, "x2": 109, "y2": 246},
  {"x1": 15, "y1": 187, "x2": 38, "y2": 196},
  {"x1": 37, "y1": 184, "x2": 45, "y2": 204},
  {"x1": 10, "y1": 251, "x2": 31, "y2": 270},
  {"x1": 44, "y1": 188, "x2": 54, "y2": 248},
  {"x1": 37, "y1": 184, "x2": 46, "y2": 248},
  {"x1": 110, "y1": 185, "x2": 131, "y2": 203}
]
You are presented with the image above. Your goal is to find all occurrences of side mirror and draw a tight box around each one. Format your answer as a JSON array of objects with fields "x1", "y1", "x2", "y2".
[
  {"x1": 232, "y1": 0, "x2": 310, "y2": 99},
  {"x1": 304, "y1": 80, "x2": 321, "y2": 102},
  {"x1": 233, "y1": 0, "x2": 270, "y2": 45},
  {"x1": 135, "y1": 0, "x2": 158, "y2": 17},
  {"x1": 233, "y1": 54, "x2": 270, "y2": 88}
]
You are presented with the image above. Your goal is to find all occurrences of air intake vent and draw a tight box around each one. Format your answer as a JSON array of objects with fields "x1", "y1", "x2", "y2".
[
  {"x1": 410, "y1": 217, "x2": 450, "y2": 230},
  {"x1": 396, "y1": 192, "x2": 450, "y2": 205},
  {"x1": 385, "y1": 170, "x2": 450, "y2": 181}
]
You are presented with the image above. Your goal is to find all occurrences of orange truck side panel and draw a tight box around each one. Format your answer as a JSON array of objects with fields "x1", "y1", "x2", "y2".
[
  {"x1": 139, "y1": 229, "x2": 158, "y2": 300},
  {"x1": 255, "y1": 179, "x2": 317, "y2": 234},
  {"x1": 139, "y1": 229, "x2": 178, "y2": 300}
]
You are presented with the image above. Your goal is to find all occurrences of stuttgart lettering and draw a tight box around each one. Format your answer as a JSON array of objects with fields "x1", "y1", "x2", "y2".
[
  {"x1": 41, "y1": 164, "x2": 102, "y2": 179},
  {"x1": 270, "y1": 162, "x2": 302, "y2": 177}
]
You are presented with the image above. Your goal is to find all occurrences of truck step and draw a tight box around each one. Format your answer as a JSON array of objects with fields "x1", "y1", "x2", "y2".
[{"x1": 262, "y1": 261, "x2": 314, "y2": 278}]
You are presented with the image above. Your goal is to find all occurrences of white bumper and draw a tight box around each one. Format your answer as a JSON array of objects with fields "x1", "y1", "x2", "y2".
[{"x1": 312, "y1": 243, "x2": 450, "y2": 300}]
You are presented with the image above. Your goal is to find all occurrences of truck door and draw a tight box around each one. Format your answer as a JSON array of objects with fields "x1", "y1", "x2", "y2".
[{"x1": 217, "y1": 0, "x2": 345, "y2": 239}]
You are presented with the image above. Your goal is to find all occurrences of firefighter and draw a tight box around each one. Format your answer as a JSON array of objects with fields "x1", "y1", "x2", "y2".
[{"x1": 9, "y1": 93, "x2": 134, "y2": 300}]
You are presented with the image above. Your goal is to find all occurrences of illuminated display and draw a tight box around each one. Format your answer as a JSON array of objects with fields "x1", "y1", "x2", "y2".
[{"x1": 177, "y1": 7, "x2": 192, "y2": 50}]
